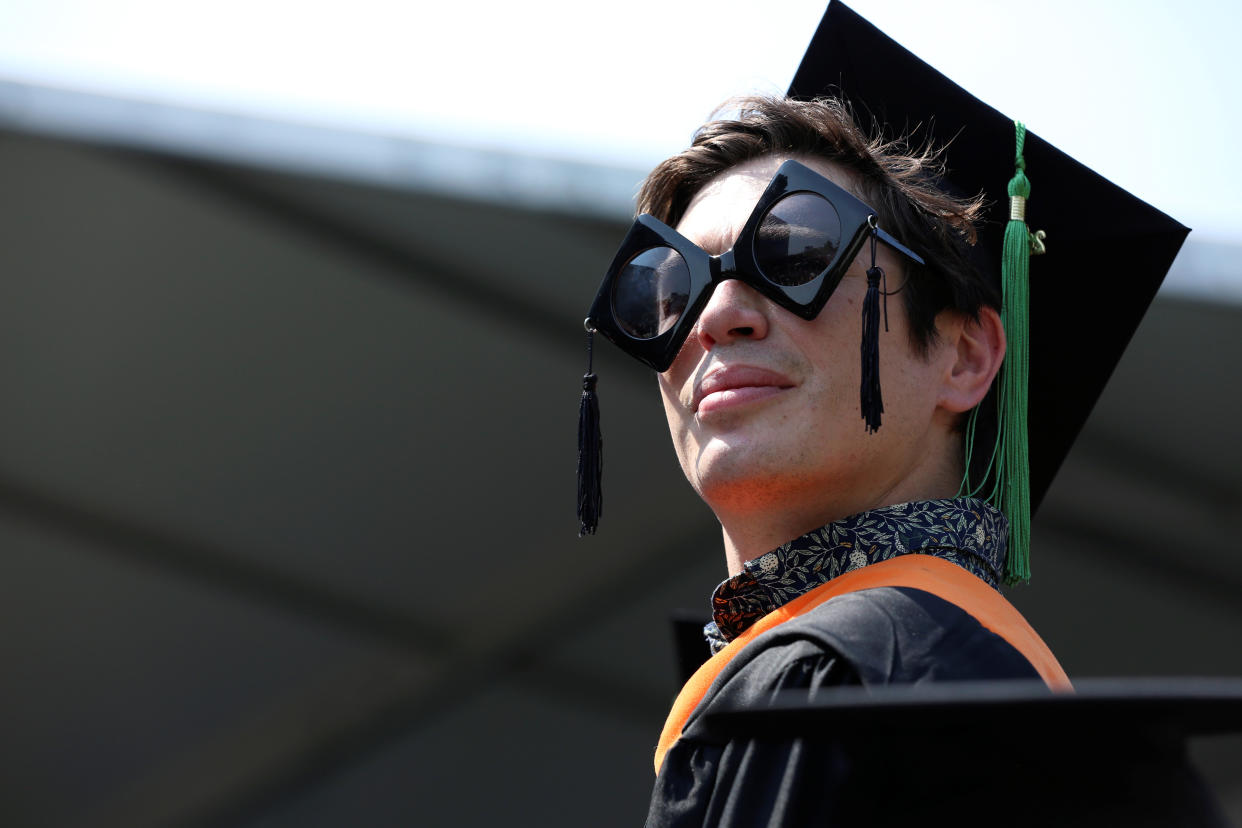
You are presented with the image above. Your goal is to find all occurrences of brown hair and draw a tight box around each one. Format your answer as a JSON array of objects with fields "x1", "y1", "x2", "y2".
[{"x1": 636, "y1": 95, "x2": 998, "y2": 353}]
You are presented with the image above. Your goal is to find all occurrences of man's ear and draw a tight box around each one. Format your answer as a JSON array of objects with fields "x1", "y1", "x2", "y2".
[{"x1": 939, "y1": 306, "x2": 1006, "y2": 414}]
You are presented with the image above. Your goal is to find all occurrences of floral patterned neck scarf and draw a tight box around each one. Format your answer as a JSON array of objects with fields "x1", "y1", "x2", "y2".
[{"x1": 703, "y1": 498, "x2": 1008, "y2": 655}]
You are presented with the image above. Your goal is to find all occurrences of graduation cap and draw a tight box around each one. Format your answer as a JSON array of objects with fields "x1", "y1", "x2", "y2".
[
  {"x1": 786, "y1": 1, "x2": 1190, "y2": 580},
  {"x1": 694, "y1": 679, "x2": 1241, "y2": 827},
  {"x1": 578, "y1": 1, "x2": 1189, "y2": 584}
]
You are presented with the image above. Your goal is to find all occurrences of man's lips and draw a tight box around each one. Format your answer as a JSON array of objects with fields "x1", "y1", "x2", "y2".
[{"x1": 692, "y1": 366, "x2": 796, "y2": 415}]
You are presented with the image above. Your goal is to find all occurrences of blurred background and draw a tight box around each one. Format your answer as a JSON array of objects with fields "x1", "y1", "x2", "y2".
[{"x1": 1, "y1": 0, "x2": 1240, "y2": 825}]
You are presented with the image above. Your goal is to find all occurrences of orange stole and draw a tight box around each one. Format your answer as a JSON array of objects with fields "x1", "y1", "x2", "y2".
[{"x1": 654, "y1": 554, "x2": 1071, "y2": 774}]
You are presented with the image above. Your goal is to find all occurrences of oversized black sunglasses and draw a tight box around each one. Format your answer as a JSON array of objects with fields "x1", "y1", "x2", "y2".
[{"x1": 585, "y1": 159, "x2": 925, "y2": 372}]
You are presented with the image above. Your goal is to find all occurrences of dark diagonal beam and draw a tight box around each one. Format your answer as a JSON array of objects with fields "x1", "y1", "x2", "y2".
[
  {"x1": 122, "y1": 149, "x2": 578, "y2": 352},
  {"x1": 0, "y1": 471, "x2": 450, "y2": 658},
  {"x1": 152, "y1": 522, "x2": 714, "y2": 828}
]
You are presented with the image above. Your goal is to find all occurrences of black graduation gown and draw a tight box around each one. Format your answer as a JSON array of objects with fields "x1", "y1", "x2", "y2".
[{"x1": 645, "y1": 586, "x2": 1228, "y2": 827}]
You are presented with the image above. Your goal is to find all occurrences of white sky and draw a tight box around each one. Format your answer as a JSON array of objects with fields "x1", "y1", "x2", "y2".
[{"x1": 1, "y1": 0, "x2": 1239, "y2": 240}]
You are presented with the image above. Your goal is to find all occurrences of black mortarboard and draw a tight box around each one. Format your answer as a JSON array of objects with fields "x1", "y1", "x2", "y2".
[
  {"x1": 577, "y1": 3, "x2": 1189, "y2": 567},
  {"x1": 788, "y1": 2, "x2": 1190, "y2": 580},
  {"x1": 699, "y1": 679, "x2": 1241, "y2": 827}
]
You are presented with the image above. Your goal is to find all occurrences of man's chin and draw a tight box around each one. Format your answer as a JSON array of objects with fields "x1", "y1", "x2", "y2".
[{"x1": 691, "y1": 454, "x2": 812, "y2": 512}]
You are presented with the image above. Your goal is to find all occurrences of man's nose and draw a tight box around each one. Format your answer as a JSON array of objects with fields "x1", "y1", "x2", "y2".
[{"x1": 694, "y1": 278, "x2": 772, "y2": 352}]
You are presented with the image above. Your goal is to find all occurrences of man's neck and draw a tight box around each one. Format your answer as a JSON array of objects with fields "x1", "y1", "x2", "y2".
[{"x1": 716, "y1": 470, "x2": 963, "y2": 577}]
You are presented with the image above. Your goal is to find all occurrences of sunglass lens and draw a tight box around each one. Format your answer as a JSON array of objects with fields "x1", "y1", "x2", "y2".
[
  {"x1": 755, "y1": 193, "x2": 842, "y2": 287},
  {"x1": 611, "y1": 246, "x2": 690, "y2": 340}
]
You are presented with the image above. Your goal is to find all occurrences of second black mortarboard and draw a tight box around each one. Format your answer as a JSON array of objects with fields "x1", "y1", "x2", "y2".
[{"x1": 697, "y1": 679, "x2": 1241, "y2": 827}]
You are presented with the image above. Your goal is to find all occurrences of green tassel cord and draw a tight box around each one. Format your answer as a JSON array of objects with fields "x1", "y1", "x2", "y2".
[
  {"x1": 997, "y1": 122, "x2": 1032, "y2": 585},
  {"x1": 959, "y1": 121, "x2": 1036, "y2": 586}
]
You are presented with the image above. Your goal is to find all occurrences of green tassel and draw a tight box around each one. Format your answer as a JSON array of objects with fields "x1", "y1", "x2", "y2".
[
  {"x1": 956, "y1": 121, "x2": 1035, "y2": 584},
  {"x1": 997, "y1": 121, "x2": 1032, "y2": 585}
]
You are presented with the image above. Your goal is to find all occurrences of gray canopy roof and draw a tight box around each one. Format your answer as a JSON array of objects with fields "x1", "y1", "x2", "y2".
[{"x1": 1, "y1": 80, "x2": 1240, "y2": 827}]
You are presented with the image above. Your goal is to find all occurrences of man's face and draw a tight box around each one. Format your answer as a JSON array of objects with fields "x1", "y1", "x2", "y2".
[{"x1": 658, "y1": 154, "x2": 957, "y2": 525}]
